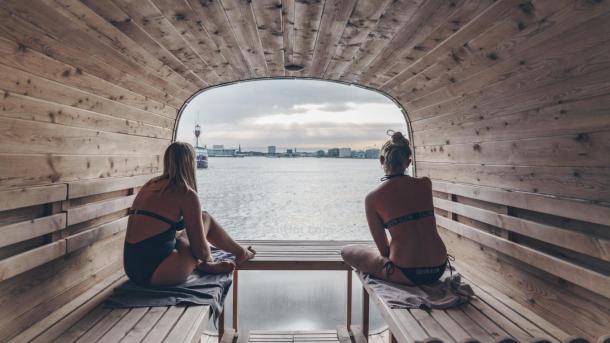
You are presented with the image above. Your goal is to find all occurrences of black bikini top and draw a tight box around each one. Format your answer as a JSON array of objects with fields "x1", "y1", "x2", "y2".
[
  {"x1": 127, "y1": 208, "x2": 184, "y2": 231},
  {"x1": 383, "y1": 210, "x2": 435, "y2": 229}
]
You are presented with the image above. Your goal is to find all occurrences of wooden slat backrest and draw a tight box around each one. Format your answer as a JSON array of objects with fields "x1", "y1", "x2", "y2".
[
  {"x1": 432, "y1": 181, "x2": 610, "y2": 299},
  {"x1": 0, "y1": 173, "x2": 157, "y2": 284}
]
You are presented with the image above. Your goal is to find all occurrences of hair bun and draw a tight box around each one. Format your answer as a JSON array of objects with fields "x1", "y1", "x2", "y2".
[{"x1": 390, "y1": 131, "x2": 409, "y2": 146}]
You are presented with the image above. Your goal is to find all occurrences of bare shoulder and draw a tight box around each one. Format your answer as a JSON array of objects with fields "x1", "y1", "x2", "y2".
[{"x1": 412, "y1": 176, "x2": 432, "y2": 188}]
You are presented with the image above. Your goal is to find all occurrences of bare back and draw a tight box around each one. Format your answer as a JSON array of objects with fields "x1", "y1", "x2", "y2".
[{"x1": 367, "y1": 176, "x2": 447, "y2": 268}]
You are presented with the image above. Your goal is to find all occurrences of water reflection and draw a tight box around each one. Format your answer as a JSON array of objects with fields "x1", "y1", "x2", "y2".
[{"x1": 222, "y1": 271, "x2": 385, "y2": 332}]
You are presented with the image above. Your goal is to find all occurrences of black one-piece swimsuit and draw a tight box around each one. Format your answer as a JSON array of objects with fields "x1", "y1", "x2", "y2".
[{"x1": 123, "y1": 209, "x2": 184, "y2": 286}]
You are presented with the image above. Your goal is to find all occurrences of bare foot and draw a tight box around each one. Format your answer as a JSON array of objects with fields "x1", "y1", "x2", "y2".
[
  {"x1": 235, "y1": 246, "x2": 256, "y2": 265},
  {"x1": 197, "y1": 260, "x2": 235, "y2": 274}
]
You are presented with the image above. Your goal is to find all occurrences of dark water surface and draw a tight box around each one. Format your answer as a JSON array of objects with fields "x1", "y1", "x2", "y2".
[{"x1": 197, "y1": 157, "x2": 387, "y2": 331}]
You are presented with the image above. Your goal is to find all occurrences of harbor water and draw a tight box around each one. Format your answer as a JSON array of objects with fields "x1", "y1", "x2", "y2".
[{"x1": 197, "y1": 157, "x2": 388, "y2": 331}]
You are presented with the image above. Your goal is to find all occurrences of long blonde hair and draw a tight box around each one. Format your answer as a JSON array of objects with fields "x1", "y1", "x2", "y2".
[
  {"x1": 150, "y1": 141, "x2": 198, "y2": 193},
  {"x1": 382, "y1": 131, "x2": 412, "y2": 174}
]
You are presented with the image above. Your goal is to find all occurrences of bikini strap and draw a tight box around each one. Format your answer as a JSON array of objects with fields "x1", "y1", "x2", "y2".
[
  {"x1": 383, "y1": 260, "x2": 395, "y2": 277},
  {"x1": 128, "y1": 208, "x2": 182, "y2": 229},
  {"x1": 446, "y1": 254, "x2": 455, "y2": 277}
]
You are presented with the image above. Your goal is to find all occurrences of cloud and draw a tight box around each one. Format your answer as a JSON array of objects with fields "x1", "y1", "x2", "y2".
[{"x1": 176, "y1": 79, "x2": 407, "y2": 151}]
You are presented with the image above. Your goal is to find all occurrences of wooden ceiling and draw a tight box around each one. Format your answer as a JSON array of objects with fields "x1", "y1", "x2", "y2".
[{"x1": 39, "y1": 0, "x2": 499, "y2": 101}]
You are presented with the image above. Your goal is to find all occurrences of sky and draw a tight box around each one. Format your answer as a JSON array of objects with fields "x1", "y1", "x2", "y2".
[{"x1": 176, "y1": 79, "x2": 409, "y2": 152}]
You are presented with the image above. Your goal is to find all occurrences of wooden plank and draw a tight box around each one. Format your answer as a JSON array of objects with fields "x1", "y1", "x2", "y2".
[
  {"x1": 360, "y1": 0, "x2": 464, "y2": 87},
  {"x1": 440, "y1": 228, "x2": 610, "y2": 339},
  {"x1": 0, "y1": 117, "x2": 169, "y2": 156},
  {"x1": 428, "y1": 310, "x2": 471, "y2": 342},
  {"x1": 357, "y1": 273, "x2": 414, "y2": 343},
  {"x1": 0, "y1": 35, "x2": 177, "y2": 119},
  {"x1": 98, "y1": 308, "x2": 150, "y2": 343},
  {"x1": 323, "y1": 0, "x2": 393, "y2": 80},
  {"x1": 409, "y1": 309, "x2": 454, "y2": 342},
  {"x1": 467, "y1": 281, "x2": 570, "y2": 341},
  {"x1": 292, "y1": 0, "x2": 324, "y2": 76},
  {"x1": 0, "y1": 213, "x2": 66, "y2": 248},
  {"x1": 78, "y1": 0, "x2": 206, "y2": 89},
  {"x1": 281, "y1": 0, "x2": 295, "y2": 75},
  {"x1": 143, "y1": 306, "x2": 187, "y2": 343},
  {"x1": 436, "y1": 215, "x2": 610, "y2": 298},
  {"x1": 419, "y1": 162, "x2": 610, "y2": 203},
  {"x1": 148, "y1": 0, "x2": 235, "y2": 81},
  {"x1": 66, "y1": 195, "x2": 134, "y2": 226},
  {"x1": 402, "y1": 2, "x2": 610, "y2": 114},
  {"x1": 48, "y1": 0, "x2": 199, "y2": 99},
  {"x1": 416, "y1": 131, "x2": 610, "y2": 167},
  {"x1": 446, "y1": 307, "x2": 493, "y2": 341},
  {"x1": 120, "y1": 307, "x2": 167, "y2": 343},
  {"x1": 0, "y1": 234, "x2": 124, "y2": 342},
  {"x1": 433, "y1": 197, "x2": 610, "y2": 261},
  {"x1": 309, "y1": 0, "x2": 357, "y2": 78},
  {"x1": 13, "y1": 272, "x2": 126, "y2": 343},
  {"x1": 68, "y1": 173, "x2": 159, "y2": 199},
  {"x1": 339, "y1": 0, "x2": 425, "y2": 82},
  {"x1": 184, "y1": 0, "x2": 252, "y2": 78},
  {"x1": 221, "y1": 0, "x2": 268, "y2": 77},
  {"x1": 432, "y1": 180, "x2": 610, "y2": 226},
  {"x1": 251, "y1": 0, "x2": 285, "y2": 77},
  {"x1": 0, "y1": 4, "x2": 190, "y2": 104},
  {"x1": 0, "y1": 184, "x2": 66, "y2": 211},
  {"x1": 0, "y1": 63, "x2": 174, "y2": 129},
  {"x1": 412, "y1": 93, "x2": 610, "y2": 147},
  {"x1": 66, "y1": 216, "x2": 128, "y2": 253},
  {"x1": 72, "y1": 308, "x2": 129, "y2": 343},
  {"x1": 164, "y1": 306, "x2": 210, "y2": 343},
  {"x1": 0, "y1": 92, "x2": 172, "y2": 140},
  {"x1": 51, "y1": 306, "x2": 111, "y2": 343},
  {"x1": 460, "y1": 303, "x2": 512, "y2": 340},
  {"x1": 0, "y1": 240, "x2": 66, "y2": 282}
]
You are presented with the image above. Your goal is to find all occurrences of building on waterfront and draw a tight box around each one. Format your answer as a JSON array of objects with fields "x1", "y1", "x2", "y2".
[
  {"x1": 351, "y1": 150, "x2": 365, "y2": 159},
  {"x1": 327, "y1": 148, "x2": 339, "y2": 157},
  {"x1": 365, "y1": 148, "x2": 381, "y2": 159},
  {"x1": 268, "y1": 146, "x2": 276, "y2": 154},
  {"x1": 208, "y1": 147, "x2": 237, "y2": 157},
  {"x1": 316, "y1": 150, "x2": 326, "y2": 157},
  {"x1": 339, "y1": 148, "x2": 351, "y2": 158}
]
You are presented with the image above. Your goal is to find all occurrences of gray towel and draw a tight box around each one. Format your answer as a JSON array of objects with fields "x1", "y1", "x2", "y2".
[
  {"x1": 359, "y1": 267, "x2": 474, "y2": 310},
  {"x1": 105, "y1": 249, "x2": 234, "y2": 321}
]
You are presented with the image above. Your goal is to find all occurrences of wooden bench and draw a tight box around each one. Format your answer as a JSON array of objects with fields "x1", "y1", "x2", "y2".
[
  {"x1": 357, "y1": 180, "x2": 610, "y2": 343},
  {"x1": 11, "y1": 271, "x2": 212, "y2": 343},
  {"x1": 359, "y1": 272, "x2": 578, "y2": 343}
]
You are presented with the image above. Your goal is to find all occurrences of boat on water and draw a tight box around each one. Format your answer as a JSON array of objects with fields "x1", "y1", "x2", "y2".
[{"x1": 196, "y1": 146, "x2": 208, "y2": 169}]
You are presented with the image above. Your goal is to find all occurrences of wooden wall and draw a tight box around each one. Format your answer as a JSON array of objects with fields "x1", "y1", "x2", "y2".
[{"x1": 0, "y1": 0, "x2": 609, "y2": 340}]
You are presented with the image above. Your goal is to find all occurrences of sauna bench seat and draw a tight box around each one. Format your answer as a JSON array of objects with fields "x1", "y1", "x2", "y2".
[
  {"x1": 12, "y1": 271, "x2": 212, "y2": 343},
  {"x1": 358, "y1": 272, "x2": 590, "y2": 343}
]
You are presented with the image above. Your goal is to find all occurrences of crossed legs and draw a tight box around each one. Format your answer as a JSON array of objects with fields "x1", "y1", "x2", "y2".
[{"x1": 150, "y1": 211, "x2": 255, "y2": 286}]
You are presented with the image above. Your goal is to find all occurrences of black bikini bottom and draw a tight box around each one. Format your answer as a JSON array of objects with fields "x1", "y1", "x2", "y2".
[{"x1": 385, "y1": 259, "x2": 448, "y2": 286}]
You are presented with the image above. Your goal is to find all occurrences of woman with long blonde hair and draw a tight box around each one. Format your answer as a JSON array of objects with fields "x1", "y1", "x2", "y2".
[{"x1": 123, "y1": 142, "x2": 255, "y2": 286}]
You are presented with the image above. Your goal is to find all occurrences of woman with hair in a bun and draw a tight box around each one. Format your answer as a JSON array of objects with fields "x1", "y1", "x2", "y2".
[{"x1": 341, "y1": 131, "x2": 448, "y2": 285}]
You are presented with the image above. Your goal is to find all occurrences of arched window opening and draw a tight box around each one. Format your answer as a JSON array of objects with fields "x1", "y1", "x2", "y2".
[{"x1": 175, "y1": 79, "x2": 411, "y2": 332}]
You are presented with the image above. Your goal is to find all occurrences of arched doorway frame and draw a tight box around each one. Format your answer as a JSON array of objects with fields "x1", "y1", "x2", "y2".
[{"x1": 173, "y1": 77, "x2": 417, "y2": 175}]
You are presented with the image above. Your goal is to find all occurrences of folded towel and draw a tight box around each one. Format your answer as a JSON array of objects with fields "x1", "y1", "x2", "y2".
[
  {"x1": 359, "y1": 266, "x2": 474, "y2": 310},
  {"x1": 105, "y1": 249, "x2": 234, "y2": 321}
]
